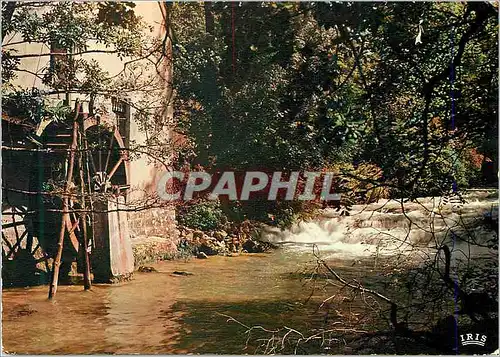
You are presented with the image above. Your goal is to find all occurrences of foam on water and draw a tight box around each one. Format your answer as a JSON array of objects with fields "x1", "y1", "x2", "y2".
[
  {"x1": 260, "y1": 191, "x2": 498, "y2": 259},
  {"x1": 260, "y1": 219, "x2": 377, "y2": 258}
]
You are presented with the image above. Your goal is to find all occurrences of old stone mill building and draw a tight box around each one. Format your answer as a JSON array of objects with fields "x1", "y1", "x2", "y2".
[{"x1": 2, "y1": 3, "x2": 178, "y2": 289}]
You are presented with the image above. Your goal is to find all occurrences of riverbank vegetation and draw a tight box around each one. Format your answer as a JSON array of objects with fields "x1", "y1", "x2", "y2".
[
  {"x1": 169, "y1": 2, "x2": 498, "y2": 354},
  {"x1": 171, "y1": 2, "x2": 497, "y2": 229}
]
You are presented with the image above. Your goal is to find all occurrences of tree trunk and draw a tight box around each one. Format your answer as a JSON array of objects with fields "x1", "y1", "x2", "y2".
[
  {"x1": 204, "y1": 2, "x2": 214, "y2": 34},
  {"x1": 2, "y1": 2, "x2": 17, "y2": 43},
  {"x1": 48, "y1": 103, "x2": 80, "y2": 299}
]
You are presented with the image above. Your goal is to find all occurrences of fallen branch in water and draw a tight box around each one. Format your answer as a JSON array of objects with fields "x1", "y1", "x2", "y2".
[
  {"x1": 316, "y1": 257, "x2": 392, "y2": 304},
  {"x1": 312, "y1": 246, "x2": 409, "y2": 332},
  {"x1": 217, "y1": 312, "x2": 369, "y2": 354}
]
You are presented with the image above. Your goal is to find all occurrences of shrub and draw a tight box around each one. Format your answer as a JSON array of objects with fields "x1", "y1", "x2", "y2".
[{"x1": 177, "y1": 200, "x2": 226, "y2": 231}]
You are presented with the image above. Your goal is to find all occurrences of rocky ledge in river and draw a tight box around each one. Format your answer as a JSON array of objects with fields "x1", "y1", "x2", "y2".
[
  {"x1": 137, "y1": 266, "x2": 158, "y2": 273},
  {"x1": 177, "y1": 223, "x2": 277, "y2": 258}
]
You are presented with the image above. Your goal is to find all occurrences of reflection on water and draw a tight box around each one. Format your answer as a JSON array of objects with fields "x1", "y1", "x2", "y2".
[
  {"x1": 2, "y1": 271, "x2": 183, "y2": 354},
  {"x1": 3, "y1": 192, "x2": 496, "y2": 354},
  {"x1": 4, "y1": 251, "x2": 347, "y2": 354}
]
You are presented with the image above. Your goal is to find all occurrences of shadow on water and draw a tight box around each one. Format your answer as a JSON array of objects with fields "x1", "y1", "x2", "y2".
[
  {"x1": 2, "y1": 248, "x2": 50, "y2": 287},
  {"x1": 169, "y1": 299, "x2": 323, "y2": 354},
  {"x1": 167, "y1": 299, "x2": 497, "y2": 355},
  {"x1": 169, "y1": 299, "x2": 497, "y2": 355}
]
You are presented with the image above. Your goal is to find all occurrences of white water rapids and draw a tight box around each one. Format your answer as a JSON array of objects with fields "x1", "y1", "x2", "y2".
[{"x1": 260, "y1": 190, "x2": 498, "y2": 260}]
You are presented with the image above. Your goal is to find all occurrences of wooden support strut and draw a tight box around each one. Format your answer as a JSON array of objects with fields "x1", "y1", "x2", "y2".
[
  {"x1": 78, "y1": 128, "x2": 92, "y2": 290},
  {"x1": 48, "y1": 102, "x2": 81, "y2": 299}
]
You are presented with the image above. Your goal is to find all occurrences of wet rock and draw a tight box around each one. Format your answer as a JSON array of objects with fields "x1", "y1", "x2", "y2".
[
  {"x1": 137, "y1": 266, "x2": 157, "y2": 273},
  {"x1": 231, "y1": 237, "x2": 240, "y2": 253},
  {"x1": 184, "y1": 231, "x2": 194, "y2": 241},
  {"x1": 214, "y1": 230, "x2": 228, "y2": 241},
  {"x1": 197, "y1": 252, "x2": 208, "y2": 259},
  {"x1": 193, "y1": 230, "x2": 204, "y2": 239},
  {"x1": 172, "y1": 271, "x2": 194, "y2": 276},
  {"x1": 242, "y1": 240, "x2": 265, "y2": 253},
  {"x1": 242, "y1": 239, "x2": 276, "y2": 253},
  {"x1": 200, "y1": 233, "x2": 214, "y2": 244},
  {"x1": 198, "y1": 242, "x2": 218, "y2": 256}
]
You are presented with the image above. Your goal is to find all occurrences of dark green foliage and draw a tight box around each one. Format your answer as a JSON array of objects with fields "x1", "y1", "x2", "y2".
[
  {"x1": 177, "y1": 200, "x2": 227, "y2": 232},
  {"x1": 2, "y1": 88, "x2": 71, "y2": 124},
  {"x1": 172, "y1": 2, "x2": 498, "y2": 214},
  {"x1": 222, "y1": 199, "x2": 303, "y2": 229},
  {"x1": 1, "y1": 50, "x2": 20, "y2": 82},
  {"x1": 183, "y1": 4, "x2": 365, "y2": 172},
  {"x1": 2, "y1": 88, "x2": 45, "y2": 124},
  {"x1": 96, "y1": 2, "x2": 138, "y2": 30}
]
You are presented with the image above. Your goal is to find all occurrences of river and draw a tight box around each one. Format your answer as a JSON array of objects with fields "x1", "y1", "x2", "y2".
[{"x1": 2, "y1": 191, "x2": 497, "y2": 354}]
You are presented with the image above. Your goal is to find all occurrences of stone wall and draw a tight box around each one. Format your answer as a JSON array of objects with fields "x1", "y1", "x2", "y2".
[
  {"x1": 128, "y1": 207, "x2": 179, "y2": 265},
  {"x1": 128, "y1": 207, "x2": 177, "y2": 239}
]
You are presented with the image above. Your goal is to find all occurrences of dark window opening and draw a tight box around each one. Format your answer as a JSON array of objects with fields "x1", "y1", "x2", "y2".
[
  {"x1": 111, "y1": 97, "x2": 130, "y2": 148},
  {"x1": 49, "y1": 42, "x2": 68, "y2": 82}
]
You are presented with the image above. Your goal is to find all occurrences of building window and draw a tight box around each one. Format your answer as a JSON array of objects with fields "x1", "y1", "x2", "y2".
[
  {"x1": 49, "y1": 42, "x2": 66, "y2": 72},
  {"x1": 47, "y1": 42, "x2": 69, "y2": 91},
  {"x1": 111, "y1": 97, "x2": 130, "y2": 147}
]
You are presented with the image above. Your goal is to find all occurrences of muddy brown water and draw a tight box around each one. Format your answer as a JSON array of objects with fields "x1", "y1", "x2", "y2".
[
  {"x1": 3, "y1": 193, "x2": 497, "y2": 354},
  {"x1": 2, "y1": 250, "x2": 386, "y2": 354}
]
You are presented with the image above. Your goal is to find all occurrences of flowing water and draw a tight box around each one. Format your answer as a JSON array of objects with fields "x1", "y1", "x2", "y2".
[
  {"x1": 2, "y1": 191, "x2": 497, "y2": 354},
  {"x1": 260, "y1": 192, "x2": 498, "y2": 259}
]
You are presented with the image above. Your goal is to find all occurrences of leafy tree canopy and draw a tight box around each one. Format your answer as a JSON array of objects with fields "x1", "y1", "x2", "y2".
[{"x1": 172, "y1": 2, "x2": 497, "y2": 204}]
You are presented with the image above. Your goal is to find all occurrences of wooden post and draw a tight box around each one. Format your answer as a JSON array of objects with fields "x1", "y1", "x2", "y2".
[
  {"x1": 83, "y1": 135, "x2": 96, "y2": 260},
  {"x1": 48, "y1": 102, "x2": 80, "y2": 299},
  {"x1": 78, "y1": 129, "x2": 92, "y2": 290}
]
